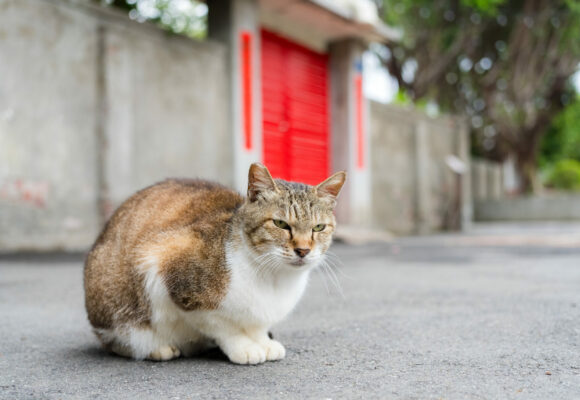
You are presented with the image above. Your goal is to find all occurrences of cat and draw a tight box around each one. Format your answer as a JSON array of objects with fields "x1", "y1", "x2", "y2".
[{"x1": 84, "y1": 163, "x2": 346, "y2": 364}]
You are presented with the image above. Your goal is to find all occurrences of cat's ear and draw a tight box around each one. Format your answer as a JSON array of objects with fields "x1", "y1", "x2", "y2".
[
  {"x1": 248, "y1": 163, "x2": 278, "y2": 202},
  {"x1": 316, "y1": 171, "x2": 346, "y2": 201}
]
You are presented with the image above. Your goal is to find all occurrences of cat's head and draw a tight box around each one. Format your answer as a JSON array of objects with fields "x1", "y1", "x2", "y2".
[{"x1": 240, "y1": 163, "x2": 346, "y2": 271}]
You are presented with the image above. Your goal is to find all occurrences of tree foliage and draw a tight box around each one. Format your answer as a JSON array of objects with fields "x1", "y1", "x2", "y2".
[
  {"x1": 540, "y1": 95, "x2": 580, "y2": 165},
  {"x1": 544, "y1": 159, "x2": 580, "y2": 190},
  {"x1": 378, "y1": 0, "x2": 580, "y2": 192},
  {"x1": 97, "y1": 0, "x2": 207, "y2": 39}
]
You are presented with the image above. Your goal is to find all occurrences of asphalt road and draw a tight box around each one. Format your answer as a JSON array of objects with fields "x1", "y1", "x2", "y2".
[{"x1": 1, "y1": 222, "x2": 579, "y2": 399}]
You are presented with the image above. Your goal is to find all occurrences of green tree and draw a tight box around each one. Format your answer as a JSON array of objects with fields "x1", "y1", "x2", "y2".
[
  {"x1": 378, "y1": 0, "x2": 580, "y2": 192},
  {"x1": 540, "y1": 95, "x2": 580, "y2": 165},
  {"x1": 96, "y1": 0, "x2": 207, "y2": 39}
]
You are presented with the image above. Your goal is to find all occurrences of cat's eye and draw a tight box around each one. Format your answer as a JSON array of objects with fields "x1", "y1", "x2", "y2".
[
  {"x1": 313, "y1": 224, "x2": 326, "y2": 232},
  {"x1": 273, "y1": 219, "x2": 290, "y2": 230}
]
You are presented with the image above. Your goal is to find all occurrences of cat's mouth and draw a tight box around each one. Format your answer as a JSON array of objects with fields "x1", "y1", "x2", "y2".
[{"x1": 289, "y1": 258, "x2": 310, "y2": 268}]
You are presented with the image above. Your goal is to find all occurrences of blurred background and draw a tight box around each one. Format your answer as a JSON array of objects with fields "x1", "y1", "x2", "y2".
[{"x1": 1, "y1": 0, "x2": 579, "y2": 252}]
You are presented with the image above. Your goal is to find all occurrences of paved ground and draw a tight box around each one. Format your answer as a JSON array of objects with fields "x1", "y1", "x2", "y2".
[{"x1": 1, "y1": 222, "x2": 579, "y2": 399}]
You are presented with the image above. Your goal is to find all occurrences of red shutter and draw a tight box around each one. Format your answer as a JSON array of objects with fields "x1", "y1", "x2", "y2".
[{"x1": 261, "y1": 29, "x2": 330, "y2": 185}]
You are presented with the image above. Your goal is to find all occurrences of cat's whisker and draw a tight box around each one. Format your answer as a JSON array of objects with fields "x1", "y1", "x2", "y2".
[
  {"x1": 325, "y1": 250, "x2": 343, "y2": 258},
  {"x1": 254, "y1": 251, "x2": 287, "y2": 280},
  {"x1": 314, "y1": 267, "x2": 331, "y2": 294},
  {"x1": 324, "y1": 257, "x2": 345, "y2": 277},
  {"x1": 253, "y1": 252, "x2": 274, "y2": 264},
  {"x1": 320, "y1": 262, "x2": 341, "y2": 297},
  {"x1": 254, "y1": 256, "x2": 270, "y2": 271},
  {"x1": 320, "y1": 259, "x2": 345, "y2": 299},
  {"x1": 254, "y1": 254, "x2": 273, "y2": 266},
  {"x1": 325, "y1": 250, "x2": 346, "y2": 266},
  {"x1": 265, "y1": 258, "x2": 280, "y2": 277},
  {"x1": 325, "y1": 261, "x2": 346, "y2": 295},
  {"x1": 254, "y1": 254, "x2": 278, "y2": 279},
  {"x1": 324, "y1": 252, "x2": 352, "y2": 280}
]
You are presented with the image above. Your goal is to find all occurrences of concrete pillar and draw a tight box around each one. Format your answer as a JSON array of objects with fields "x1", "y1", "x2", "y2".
[
  {"x1": 328, "y1": 39, "x2": 371, "y2": 227},
  {"x1": 456, "y1": 118, "x2": 472, "y2": 230},
  {"x1": 488, "y1": 163, "x2": 502, "y2": 200},
  {"x1": 473, "y1": 160, "x2": 487, "y2": 201},
  {"x1": 414, "y1": 119, "x2": 431, "y2": 234},
  {"x1": 208, "y1": 0, "x2": 261, "y2": 192},
  {"x1": 503, "y1": 155, "x2": 519, "y2": 195},
  {"x1": 497, "y1": 166, "x2": 504, "y2": 198}
]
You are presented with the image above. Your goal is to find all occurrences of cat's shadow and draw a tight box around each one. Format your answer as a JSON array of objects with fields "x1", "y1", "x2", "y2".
[
  {"x1": 75, "y1": 332, "x2": 276, "y2": 363},
  {"x1": 74, "y1": 345, "x2": 229, "y2": 364}
]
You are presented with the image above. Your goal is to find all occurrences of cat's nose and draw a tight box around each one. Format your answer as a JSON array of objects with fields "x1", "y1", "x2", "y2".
[{"x1": 294, "y1": 248, "x2": 311, "y2": 258}]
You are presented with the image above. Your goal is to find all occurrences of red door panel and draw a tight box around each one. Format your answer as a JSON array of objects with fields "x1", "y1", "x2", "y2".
[{"x1": 261, "y1": 29, "x2": 329, "y2": 186}]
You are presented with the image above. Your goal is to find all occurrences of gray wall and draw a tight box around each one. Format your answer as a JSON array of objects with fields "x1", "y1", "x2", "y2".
[
  {"x1": 370, "y1": 102, "x2": 470, "y2": 235},
  {"x1": 471, "y1": 159, "x2": 580, "y2": 221},
  {"x1": 102, "y1": 9, "x2": 230, "y2": 209},
  {"x1": 369, "y1": 103, "x2": 417, "y2": 234},
  {"x1": 471, "y1": 158, "x2": 503, "y2": 202},
  {"x1": 475, "y1": 194, "x2": 580, "y2": 221},
  {"x1": 0, "y1": 0, "x2": 229, "y2": 251}
]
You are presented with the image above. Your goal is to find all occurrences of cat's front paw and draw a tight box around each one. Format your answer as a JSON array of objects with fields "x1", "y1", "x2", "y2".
[
  {"x1": 148, "y1": 345, "x2": 181, "y2": 361},
  {"x1": 264, "y1": 339, "x2": 286, "y2": 361},
  {"x1": 227, "y1": 342, "x2": 267, "y2": 365}
]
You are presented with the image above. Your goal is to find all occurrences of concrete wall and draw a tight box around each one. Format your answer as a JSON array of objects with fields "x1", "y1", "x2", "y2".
[
  {"x1": 103, "y1": 11, "x2": 230, "y2": 209},
  {"x1": 369, "y1": 103, "x2": 417, "y2": 234},
  {"x1": 475, "y1": 194, "x2": 580, "y2": 221},
  {"x1": 471, "y1": 158, "x2": 503, "y2": 202},
  {"x1": 0, "y1": 0, "x2": 228, "y2": 251},
  {"x1": 471, "y1": 159, "x2": 580, "y2": 221},
  {"x1": 369, "y1": 102, "x2": 470, "y2": 235},
  {"x1": 0, "y1": 0, "x2": 101, "y2": 251}
]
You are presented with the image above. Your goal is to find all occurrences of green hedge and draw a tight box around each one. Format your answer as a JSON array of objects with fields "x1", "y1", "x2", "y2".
[{"x1": 545, "y1": 159, "x2": 580, "y2": 191}]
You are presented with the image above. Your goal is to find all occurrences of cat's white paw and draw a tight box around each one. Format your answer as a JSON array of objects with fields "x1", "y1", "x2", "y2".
[
  {"x1": 148, "y1": 345, "x2": 181, "y2": 361},
  {"x1": 264, "y1": 340, "x2": 285, "y2": 361},
  {"x1": 227, "y1": 342, "x2": 267, "y2": 365}
]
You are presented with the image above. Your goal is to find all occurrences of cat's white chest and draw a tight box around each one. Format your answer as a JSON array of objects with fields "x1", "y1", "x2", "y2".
[{"x1": 222, "y1": 246, "x2": 310, "y2": 327}]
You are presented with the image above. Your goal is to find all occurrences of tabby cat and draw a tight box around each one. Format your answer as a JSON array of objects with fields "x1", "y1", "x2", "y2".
[{"x1": 84, "y1": 163, "x2": 346, "y2": 364}]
